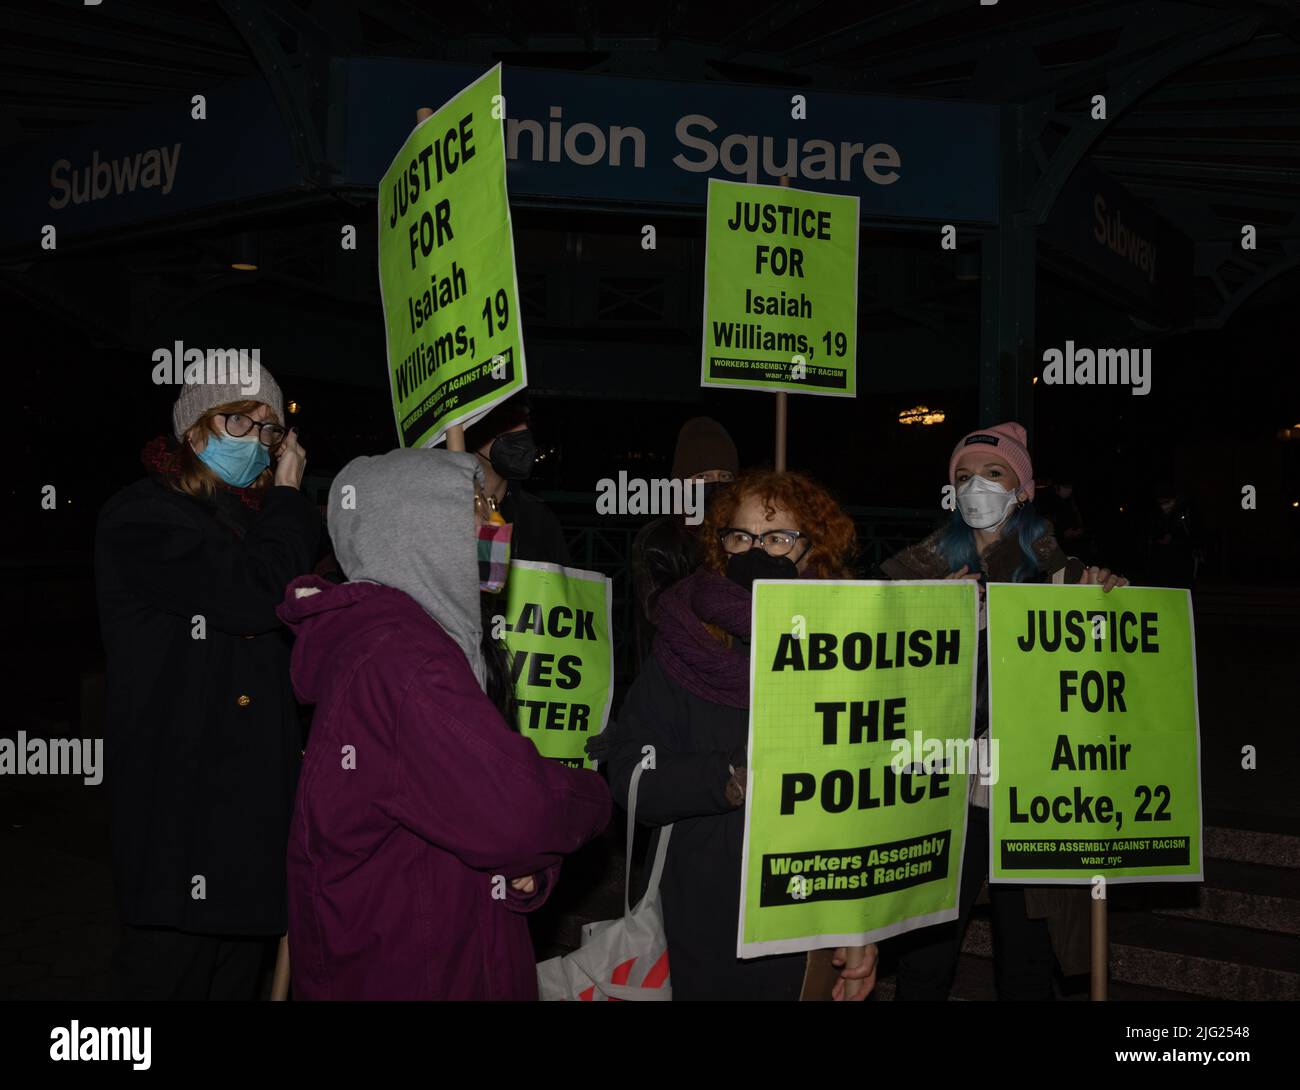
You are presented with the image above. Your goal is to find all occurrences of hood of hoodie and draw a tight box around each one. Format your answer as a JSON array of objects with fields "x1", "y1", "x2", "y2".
[
  {"x1": 326, "y1": 447, "x2": 487, "y2": 689},
  {"x1": 277, "y1": 577, "x2": 410, "y2": 704}
]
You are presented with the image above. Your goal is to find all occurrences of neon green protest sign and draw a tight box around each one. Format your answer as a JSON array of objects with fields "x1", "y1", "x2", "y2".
[
  {"x1": 739, "y1": 581, "x2": 978, "y2": 958},
  {"x1": 378, "y1": 64, "x2": 526, "y2": 449},
  {"x1": 702, "y1": 178, "x2": 859, "y2": 397},
  {"x1": 986, "y1": 584, "x2": 1203, "y2": 884},
  {"x1": 500, "y1": 561, "x2": 613, "y2": 769}
]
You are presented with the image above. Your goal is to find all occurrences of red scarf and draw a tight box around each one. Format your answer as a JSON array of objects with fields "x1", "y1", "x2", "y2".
[{"x1": 140, "y1": 435, "x2": 265, "y2": 512}]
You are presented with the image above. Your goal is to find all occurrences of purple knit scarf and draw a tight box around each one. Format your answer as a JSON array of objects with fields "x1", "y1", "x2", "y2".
[{"x1": 652, "y1": 567, "x2": 753, "y2": 709}]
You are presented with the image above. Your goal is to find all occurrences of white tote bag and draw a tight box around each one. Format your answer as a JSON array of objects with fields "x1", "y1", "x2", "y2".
[{"x1": 537, "y1": 761, "x2": 672, "y2": 1000}]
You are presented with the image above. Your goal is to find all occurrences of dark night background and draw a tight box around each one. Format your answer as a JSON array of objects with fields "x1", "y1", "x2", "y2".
[{"x1": 0, "y1": 0, "x2": 1297, "y2": 1006}]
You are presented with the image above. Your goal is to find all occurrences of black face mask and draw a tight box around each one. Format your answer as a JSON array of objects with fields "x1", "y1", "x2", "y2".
[
  {"x1": 490, "y1": 429, "x2": 537, "y2": 481},
  {"x1": 725, "y1": 548, "x2": 798, "y2": 591}
]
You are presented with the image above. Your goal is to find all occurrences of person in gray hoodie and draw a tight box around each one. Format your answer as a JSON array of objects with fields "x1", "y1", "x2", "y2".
[{"x1": 278, "y1": 447, "x2": 611, "y2": 999}]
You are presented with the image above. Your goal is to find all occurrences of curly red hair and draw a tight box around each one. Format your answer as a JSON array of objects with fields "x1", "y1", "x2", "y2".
[{"x1": 701, "y1": 469, "x2": 857, "y2": 580}]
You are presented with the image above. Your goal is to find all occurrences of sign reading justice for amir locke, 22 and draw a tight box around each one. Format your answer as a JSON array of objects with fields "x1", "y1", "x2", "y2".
[
  {"x1": 378, "y1": 64, "x2": 526, "y2": 449},
  {"x1": 739, "y1": 581, "x2": 977, "y2": 958},
  {"x1": 986, "y1": 584, "x2": 1203, "y2": 884},
  {"x1": 703, "y1": 178, "x2": 859, "y2": 397}
]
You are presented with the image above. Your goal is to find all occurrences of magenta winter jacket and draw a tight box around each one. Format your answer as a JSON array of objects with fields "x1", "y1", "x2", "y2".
[{"x1": 277, "y1": 575, "x2": 612, "y2": 1000}]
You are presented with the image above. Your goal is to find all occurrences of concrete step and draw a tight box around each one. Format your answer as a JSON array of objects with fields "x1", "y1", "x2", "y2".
[
  {"x1": 872, "y1": 952, "x2": 1202, "y2": 1002},
  {"x1": 1204, "y1": 825, "x2": 1300, "y2": 868},
  {"x1": 961, "y1": 911, "x2": 1300, "y2": 1000},
  {"x1": 1107, "y1": 856, "x2": 1300, "y2": 935},
  {"x1": 1152, "y1": 886, "x2": 1300, "y2": 936}
]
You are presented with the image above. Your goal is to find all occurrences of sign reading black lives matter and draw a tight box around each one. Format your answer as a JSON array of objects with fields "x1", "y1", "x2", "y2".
[
  {"x1": 500, "y1": 561, "x2": 613, "y2": 769},
  {"x1": 703, "y1": 178, "x2": 859, "y2": 396},
  {"x1": 378, "y1": 64, "x2": 526, "y2": 448}
]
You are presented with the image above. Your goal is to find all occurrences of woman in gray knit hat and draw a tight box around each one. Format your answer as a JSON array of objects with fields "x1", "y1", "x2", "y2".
[{"x1": 95, "y1": 370, "x2": 321, "y2": 999}]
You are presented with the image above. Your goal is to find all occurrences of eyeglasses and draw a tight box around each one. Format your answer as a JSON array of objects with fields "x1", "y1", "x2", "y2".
[
  {"x1": 718, "y1": 528, "x2": 809, "y2": 557},
  {"x1": 221, "y1": 413, "x2": 286, "y2": 448}
]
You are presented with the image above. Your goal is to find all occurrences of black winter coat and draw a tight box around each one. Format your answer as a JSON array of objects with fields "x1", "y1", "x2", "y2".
[
  {"x1": 500, "y1": 485, "x2": 571, "y2": 566},
  {"x1": 95, "y1": 477, "x2": 321, "y2": 935},
  {"x1": 630, "y1": 515, "x2": 700, "y2": 664},
  {"x1": 599, "y1": 656, "x2": 806, "y2": 1000}
]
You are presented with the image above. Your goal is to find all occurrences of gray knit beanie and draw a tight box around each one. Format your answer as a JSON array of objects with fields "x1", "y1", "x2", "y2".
[{"x1": 171, "y1": 362, "x2": 285, "y2": 439}]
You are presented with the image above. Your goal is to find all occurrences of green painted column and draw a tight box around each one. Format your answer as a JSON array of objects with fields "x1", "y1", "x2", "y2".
[{"x1": 980, "y1": 103, "x2": 1036, "y2": 434}]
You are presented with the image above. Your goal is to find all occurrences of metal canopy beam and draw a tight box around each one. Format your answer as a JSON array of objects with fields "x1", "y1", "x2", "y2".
[
  {"x1": 1113, "y1": 106, "x2": 1300, "y2": 126},
  {"x1": 1095, "y1": 156, "x2": 1300, "y2": 183},
  {"x1": 1096, "y1": 134, "x2": 1300, "y2": 155},
  {"x1": 571, "y1": 0, "x2": 596, "y2": 50},
  {"x1": 349, "y1": 1, "x2": 450, "y2": 48},
  {"x1": 654, "y1": 1, "x2": 690, "y2": 47},
  {"x1": 0, "y1": 45, "x2": 245, "y2": 85},
  {"x1": 781, "y1": 0, "x2": 973, "y2": 70},
  {"x1": 2, "y1": 8, "x2": 250, "y2": 70},
  {"x1": 86, "y1": 1, "x2": 241, "y2": 47},
  {"x1": 1121, "y1": 180, "x2": 1300, "y2": 209},
  {"x1": 721, "y1": 0, "x2": 830, "y2": 59},
  {"x1": 217, "y1": 0, "x2": 332, "y2": 186},
  {"x1": 0, "y1": 77, "x2": 166, "y2": 105},
  {"x1": 1195, "y1": 243, "x2": 1300, "y2": 328},
  {"x1": 1141, "y1": 73, "x2": 1300, "y2": 99},
  {"x1": 471, "y1": 0, "x2": 528, "y2": 46},
  {"x1": 862, "y1": 0, "x2": 1147, "y2": 82},
  {"x1": 1018, "y1": 14, "x2": 1260, "y2": 225}
]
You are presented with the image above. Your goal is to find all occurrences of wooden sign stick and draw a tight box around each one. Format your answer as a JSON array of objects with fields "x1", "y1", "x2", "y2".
[{"x1": 416, "y1": 104, "x2": 467, "y2": 454}]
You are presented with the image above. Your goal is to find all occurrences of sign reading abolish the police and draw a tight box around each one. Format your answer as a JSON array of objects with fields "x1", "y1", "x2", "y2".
[
  {"x1": 738, "y1": 581, "x2": 977, "y2": 958},
  {"x1": 500, "y1": 561, "x2": 613, "y2": 769},
  {"x1": 702, "y1": 178, "x2": 859, "y2": 397},
  {"x1": 378, "y1": 64, "x2": 525, "y2": 449},
  {"x1": 986, "y1": 585, "x2": 1203, "y2": 884}
]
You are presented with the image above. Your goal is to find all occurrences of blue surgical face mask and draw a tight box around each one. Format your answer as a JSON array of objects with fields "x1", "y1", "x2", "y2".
[{"x1": 196, "y1": 433, "x2": 270, "y2": 487}]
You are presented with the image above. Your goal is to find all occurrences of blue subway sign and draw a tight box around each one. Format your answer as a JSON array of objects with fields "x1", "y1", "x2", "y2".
[
  {"x1": 0, "y1": 76, "x2": 302, "y2": 248},
  {"x1": 341, "y1": 60, "x2": 1000, "y2": 224}
]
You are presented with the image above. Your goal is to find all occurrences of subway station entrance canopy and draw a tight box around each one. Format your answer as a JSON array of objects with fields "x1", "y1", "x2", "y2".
[{"x1": 1, "y1": 0, "x2": 1297, "y2": 414}]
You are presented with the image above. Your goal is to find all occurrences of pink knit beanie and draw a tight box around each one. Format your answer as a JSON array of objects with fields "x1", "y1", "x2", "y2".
[{"x1": 948, "y1": 422, "x2": 1035, "y2": 500}]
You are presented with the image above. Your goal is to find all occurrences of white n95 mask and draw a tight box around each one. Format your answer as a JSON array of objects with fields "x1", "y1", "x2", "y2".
[{"x1": 956, "y1": 475, "x2": 1019, "y2": 530}]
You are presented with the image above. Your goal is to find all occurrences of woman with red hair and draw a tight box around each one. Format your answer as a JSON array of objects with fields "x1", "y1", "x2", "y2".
[{"x1": 592, "y1": 469, "x2": 877, "y2": 1000}]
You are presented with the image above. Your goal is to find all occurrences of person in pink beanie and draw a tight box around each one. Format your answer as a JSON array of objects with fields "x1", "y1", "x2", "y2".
[{"x1": 877, "y1": 421, "x2": 1129, "y2": 1002}]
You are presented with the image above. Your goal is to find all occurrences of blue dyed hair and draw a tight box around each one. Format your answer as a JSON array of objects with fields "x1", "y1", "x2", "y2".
[{"x1": 935, "y1": 503, "x2": 1049, "y2": 583}]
